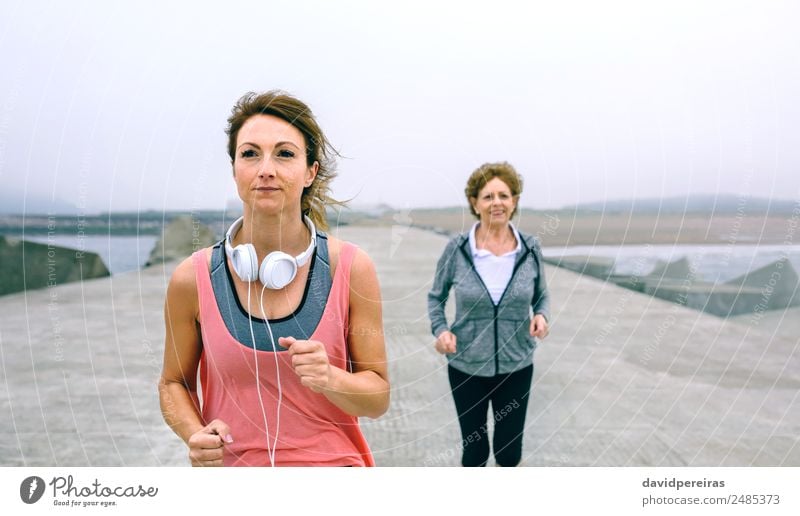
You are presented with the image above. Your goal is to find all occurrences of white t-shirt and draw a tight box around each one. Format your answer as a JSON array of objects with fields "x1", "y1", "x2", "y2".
[{"x1": 468, "y1": 222, "x2": 522, "y2": 305}]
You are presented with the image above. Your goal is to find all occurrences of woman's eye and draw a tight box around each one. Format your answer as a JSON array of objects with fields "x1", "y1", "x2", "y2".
[
  {"x1": 277, "y1": 149, "x2": 295, "y2": 158},
  {"x1": 240, "y1": 149, "x2": 257, "y2": 158}
]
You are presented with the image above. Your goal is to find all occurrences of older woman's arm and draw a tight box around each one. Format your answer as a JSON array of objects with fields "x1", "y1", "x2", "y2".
[
  {"x1": 530, "y1": 239, "x2": 550, "y2": 321},
  {"x1": 427, "y1": 239, "x2": 457, "y2": 338},
  {"x1": 529, "y1": 239, "x2": 551, "y2": 338}
]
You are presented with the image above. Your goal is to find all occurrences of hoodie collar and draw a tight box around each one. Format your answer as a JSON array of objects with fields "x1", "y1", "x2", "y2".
[{"x1": 468, "y1": 221, "x2": 522, "y2": 257}]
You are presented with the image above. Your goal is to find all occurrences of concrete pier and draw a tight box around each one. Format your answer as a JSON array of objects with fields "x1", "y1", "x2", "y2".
[
  {"x1": 1, "y1": 226, "x2": 797, "y2": 466},
  {"x1": 0, "y1": 236, "x2": 109, "y2": 296}
]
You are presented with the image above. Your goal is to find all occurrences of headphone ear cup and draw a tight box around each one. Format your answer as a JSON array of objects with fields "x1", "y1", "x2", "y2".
[
  {"x1": 260, "y1": 251, "x2": 298, "y2": 290},
  {"x1": 231, "y1": 244, "x2": 259, "y2": 282}
]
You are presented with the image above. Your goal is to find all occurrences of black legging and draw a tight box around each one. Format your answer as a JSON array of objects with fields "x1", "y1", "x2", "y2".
[{"x1": 448, "y1": 364, "x2": 533, "y2": 467}]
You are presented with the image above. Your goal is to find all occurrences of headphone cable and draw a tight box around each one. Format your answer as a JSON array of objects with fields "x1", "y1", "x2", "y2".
[
  {"x1": 259, "y1": 283, "x2": 282, "y2": 468},
  {"x1": 248, "y1": 281, "x2": 275, "y2": 467}
]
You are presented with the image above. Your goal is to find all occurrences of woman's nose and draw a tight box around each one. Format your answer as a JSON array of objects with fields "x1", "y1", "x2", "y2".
[{"x1": 257, "y1": 158, "x2": 276, "y2": 177}]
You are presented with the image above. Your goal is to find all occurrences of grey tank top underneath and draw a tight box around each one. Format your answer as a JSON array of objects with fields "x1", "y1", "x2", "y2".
[{"x1": 209, "y1": 232, "x2": 332, "y2": 352}]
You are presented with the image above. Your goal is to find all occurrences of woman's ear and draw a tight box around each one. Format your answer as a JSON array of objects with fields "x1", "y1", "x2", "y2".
[{"x1": 305, "y1": 161, "x2": 319, "y2": 187}]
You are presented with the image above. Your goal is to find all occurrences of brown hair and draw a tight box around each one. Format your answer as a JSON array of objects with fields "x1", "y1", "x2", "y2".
[
  {"x1": 464, "y1": 162, "x2": 524, "y2": 219},
  {"x1": 225, "y1": 90, "x2": 341, "y2": 230}
]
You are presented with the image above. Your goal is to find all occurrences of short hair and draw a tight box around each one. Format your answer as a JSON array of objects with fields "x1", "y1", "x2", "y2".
[
  {"x1": 464, "y1": 162, "x2": 524, "y2": 219},
  {"x1": 225, "y1": 90, "x2": 341, "y2": 230}
]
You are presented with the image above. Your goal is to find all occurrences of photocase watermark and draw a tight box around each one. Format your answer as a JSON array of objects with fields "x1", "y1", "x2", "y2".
[
  {"x1": 390, "y1": 204, "x2": 413, "y2": 258},
  {"x1": 19, "y1": 476, "x2": 45, "y2": 504},
  {"x1": 784, "y1": 199, "x2": 800, "y2": 247},
  {"x1": 191, "y1": 217, "x2": 203, "y2": 251},
  {"x1": 75, "y1": 151, "x2": 92, "y2": 262},
  {"x1": 748, "y1": 263, "x2": 785, "y2": 324},
  {"x1": 423, "y1": 399, "x2": 521, "y2": 466},
  {"x1": 593, "y1": 248, "x2": 652, "y2": 350},
  {"x1": 718, "y1": 185, "x2": 752, "y2": 269},
  {"x1": 349, "y1": 323, "x2": 408, "y2": 338},
  {"x1": 189, "y1": 148, "x2": 212, "y2": 252},
  {"x1": 19, "y1": 474, "x2": 159, "y2": 507},
  {"x1": 749, "y1": 197, "x2": 800, "y2": 325},
  {"x1": 536, "y1": 213, "x2": 560, "y2": 240},
  {"x1": 142, "y1": 338, "x2": 162, "y2": 373},
  {"x1": 46, "y1": 215, "x2": 64, "y2": 362},
  {"x1": 640, "y1": 257, "x2": 700, "y2": 366},
  {"x1": 719, "y1": 100, "x2": 755, "y2": 267}
]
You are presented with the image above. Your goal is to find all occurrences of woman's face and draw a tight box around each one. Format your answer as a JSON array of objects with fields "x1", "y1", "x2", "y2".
[
  {"x1": 471, "y1": 177, "x2": 517, "y2": 227},
  {"x1": 233, "y1": 114, "x2": 318, "y2": 215}
]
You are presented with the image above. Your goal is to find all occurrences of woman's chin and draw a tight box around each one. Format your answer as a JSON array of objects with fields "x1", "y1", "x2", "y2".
[
  {"x1": 240, "y1": 199, "x2": 289, "y2": 216},
  {"x1": 485, "y1": 215, "x2": 510, "y2": 225}
]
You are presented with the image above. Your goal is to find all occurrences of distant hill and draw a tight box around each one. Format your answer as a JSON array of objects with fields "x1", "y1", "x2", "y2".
[
  {"x1": 0, "y1": 211, "x2": 230, "y2": 238},
  {"x1": 565, "y1": 194, "x2": 799, "y2": 214},
  {"x1": 0, "y1": 191, "x2": 79, "y2": 215}
]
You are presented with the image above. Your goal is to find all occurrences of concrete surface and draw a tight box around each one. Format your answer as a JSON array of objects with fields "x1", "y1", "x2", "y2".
[{"x1": 0, "y1": 226, "x2": 797, "y2": 466}]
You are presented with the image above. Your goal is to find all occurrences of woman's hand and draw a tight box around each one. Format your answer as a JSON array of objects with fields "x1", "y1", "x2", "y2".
[
  {"x1": 434, "y1": 330, "x2": 457, "y2": 354},
  {"x1": 275, "y1": 243, "x2": 388, "y2": 419},
  {"x1": 281, "y1": 337, "x2": 332, "y2": 393},
  {"x1": 187, "y1": 419, "x2": 233, "y2": 467},
  {"x1": 530, "y1": 314, "x2": 549, "y2": 339}
]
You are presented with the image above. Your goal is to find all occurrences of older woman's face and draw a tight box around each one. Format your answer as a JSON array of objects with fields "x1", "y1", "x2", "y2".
[
  {"x1": 232, "y1": 114, "x2": 317, "y2": 215},
  {"x1": 471, "y1": 177, "x2": 517, "y2": 227}
]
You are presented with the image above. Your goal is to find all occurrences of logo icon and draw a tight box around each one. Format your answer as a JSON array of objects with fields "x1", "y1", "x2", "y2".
[
  {"x1": 20, "y1": 476, "x2": 45, "y2": 504},
  {"x1": 390, "y1": 205, "x2": 413, "y2": 258}
]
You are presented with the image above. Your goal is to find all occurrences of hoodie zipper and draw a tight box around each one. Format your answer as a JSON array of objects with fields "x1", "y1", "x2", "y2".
[
  {"x1": 493, "y1": 305, "x2": 499, "y2": 375},
  {"x1": 459, "y1": 239, "x2": 531, "y2": 376}
]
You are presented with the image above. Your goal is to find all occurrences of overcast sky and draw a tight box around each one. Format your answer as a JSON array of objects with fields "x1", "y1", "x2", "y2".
[{"x1": 1, "y1": 0, "x2": 798, "y2": 214}]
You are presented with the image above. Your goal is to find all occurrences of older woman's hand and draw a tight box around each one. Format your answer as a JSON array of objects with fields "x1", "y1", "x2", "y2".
[
  {"x1": 530, "y1": 314, "x2": 549, "y2": 339},
  {"x1": 434, "y1": 330, "x2": 457, "y2": 354}
]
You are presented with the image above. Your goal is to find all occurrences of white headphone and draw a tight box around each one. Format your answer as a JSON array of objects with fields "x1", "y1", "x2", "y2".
[{"x1": 224, "y1": 215, "x2": 317, "y2": 289}]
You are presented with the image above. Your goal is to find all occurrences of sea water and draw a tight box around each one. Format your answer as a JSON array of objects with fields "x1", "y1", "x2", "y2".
[
  {"x1": 545, "y1": 244, "x2": 800, "y2": 283},
  {"x1": 21, "y1": 235, "x2": 159, "y2": 275}
]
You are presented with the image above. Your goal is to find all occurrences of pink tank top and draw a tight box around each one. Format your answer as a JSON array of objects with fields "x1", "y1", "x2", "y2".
[{"x1": 191, "y1": 242, "x2": 375, "y2": 466}]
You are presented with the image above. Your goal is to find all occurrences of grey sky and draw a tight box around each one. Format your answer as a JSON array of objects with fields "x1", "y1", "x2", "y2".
[{"x1": 1, "y1": 0, "x2": 798, "y2": 213}]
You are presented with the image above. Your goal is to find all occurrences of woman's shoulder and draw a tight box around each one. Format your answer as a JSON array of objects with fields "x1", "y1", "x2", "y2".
[
  {"x1": 325, "y1": 236, "x2": 379, "y2": 299},
  {"x1": 166, "y1": 247, "x2": 213, "y2": 298},
  {"x1": 443, "y1": 232, "x2": 468, "y2": 256},
  {"x1": 324, "y1": 235, "x2": 374, "y2": 275},
  {"x1": 446, "y1": 232, "x2": 469, "y2": 248},
  {"x1": 516, "y1": 231, "x2": 542, "y2": 250}
]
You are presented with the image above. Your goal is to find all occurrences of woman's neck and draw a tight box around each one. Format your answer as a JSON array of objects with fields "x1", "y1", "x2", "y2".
[
  {"x1": 235, "y1": 209, "x2": 311, "y2": 259},
  {"x1": 475, "y1": 221, "x2": 513, "y2": 244}
]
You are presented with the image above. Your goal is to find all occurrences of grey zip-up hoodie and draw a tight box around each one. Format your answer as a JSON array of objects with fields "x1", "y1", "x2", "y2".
[{"x1": 427, "y1": 231, "x2": 550, "y2": 377}]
